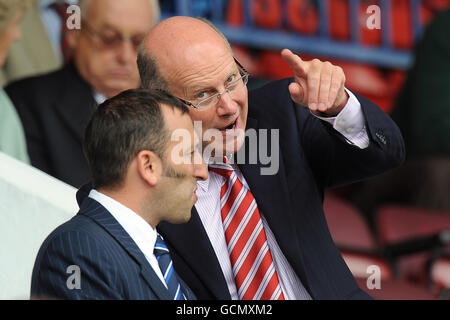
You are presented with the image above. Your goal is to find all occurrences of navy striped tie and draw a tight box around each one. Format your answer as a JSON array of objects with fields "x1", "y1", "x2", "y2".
[{"x1": 154, "y1": 234, "x2": 187, "y2": 300}]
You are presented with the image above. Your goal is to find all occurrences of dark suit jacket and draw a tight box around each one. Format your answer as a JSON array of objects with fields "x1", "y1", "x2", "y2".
[
  {"x1": 6, "y1": 63, "x2": 96, "y2": 188},
  {"x1": 77, "y1": 78, "x2": 405, "y2": 300},
  {"x1": 158, "y1": 79, "x2": 405, "y2": 300},
  {"x1": 31, "y1": 197, "x2": 196, "y2": 300}
]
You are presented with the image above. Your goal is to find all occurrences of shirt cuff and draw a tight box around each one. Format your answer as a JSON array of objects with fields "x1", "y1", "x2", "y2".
[{"x1": 313, "y1": 88, "x2": 370, "y2": 149}]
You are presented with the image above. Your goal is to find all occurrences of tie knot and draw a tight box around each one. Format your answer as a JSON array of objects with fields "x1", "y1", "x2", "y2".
[
  {"x1": 208, "y1": 156, "x2": 234, "y2": 178},
  {"x1": 154, "y1": 234, "x2": 169, "y2": 257}
]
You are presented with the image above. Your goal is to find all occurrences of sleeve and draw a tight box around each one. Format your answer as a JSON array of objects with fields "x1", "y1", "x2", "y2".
[
  {"x1": 249, "y1": 78, "x2": 406, "y2": 189},
  {"x1": 300, "y1": 92, "x2": 406, "y2": 188},
  {"x1": 5, "y1": 81, "x2": 52, "y2": 173},
  {"x1": 313, "y1": 88, "x2": 369, "y2": 149}
]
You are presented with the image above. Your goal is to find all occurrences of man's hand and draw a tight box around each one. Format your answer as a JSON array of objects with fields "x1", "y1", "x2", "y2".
[{"x1": 281, "y1": 48, "x2": 349, "y2": 116}]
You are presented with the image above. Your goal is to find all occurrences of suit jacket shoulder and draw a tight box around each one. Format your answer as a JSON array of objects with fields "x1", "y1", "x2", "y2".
[{"x1": 31, "y1": 197, "x2": 196, "y2": 300}]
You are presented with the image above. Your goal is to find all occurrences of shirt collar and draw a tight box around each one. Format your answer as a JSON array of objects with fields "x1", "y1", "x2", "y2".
[
  {"x1": 93, "y1": 91, "x2": 107, "y2": 105},
  {"x1": 198, "y1": 153, "x2": 236, "y2": 193},
  {"x1": 88, "y1": 189, "x2": 158, "y2": 253}
]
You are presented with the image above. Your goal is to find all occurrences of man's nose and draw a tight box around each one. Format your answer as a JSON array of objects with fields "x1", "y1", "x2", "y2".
[
  {"x1": 116, "y1": 39, "x2": 136, "y2": 64},
  {"x1": 193, "y1": 152, "x2": 208, "y2": 181},
  {"x1": 215, "y1": 90, "x2": 238, "y2": 117}
]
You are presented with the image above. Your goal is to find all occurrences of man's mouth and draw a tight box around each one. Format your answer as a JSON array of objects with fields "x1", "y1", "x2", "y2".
[{"x1": 219, "y1": 118, "x2": 238, "y2": 133}]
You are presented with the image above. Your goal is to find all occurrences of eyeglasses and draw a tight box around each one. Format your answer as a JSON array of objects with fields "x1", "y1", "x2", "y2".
[
  {"x1": 82, "y1": 22, "x2": 146, "y2": 51},
  {"x1": 177, "y1": 59, "x2": 249, "y2": 111}
]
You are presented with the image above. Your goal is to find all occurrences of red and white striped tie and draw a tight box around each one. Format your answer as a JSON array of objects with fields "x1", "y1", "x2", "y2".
[{"x1": 209, "y1": 157, "x2": 284, "y2": 300}]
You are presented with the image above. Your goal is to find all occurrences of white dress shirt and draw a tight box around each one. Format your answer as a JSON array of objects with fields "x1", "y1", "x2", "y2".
[
  {"x1": 88, "y1": 189, "x2": 167, "y2": 288},
  {"x1": 195, "y1": 89, "x2": 369, "y2": 300},
  {"x1": 316, "y1": 88, "x2": 370, "y2": 149}
]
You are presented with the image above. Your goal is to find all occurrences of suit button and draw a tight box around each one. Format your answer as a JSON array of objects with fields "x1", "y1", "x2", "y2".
[{"x1": 375, "y1": 131, "x2": 387, "y2": 145}]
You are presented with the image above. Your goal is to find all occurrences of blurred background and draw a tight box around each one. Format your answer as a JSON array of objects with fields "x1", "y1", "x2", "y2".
[{"x1": 0, "y1": 0, "x2": 449, "y2": 300}]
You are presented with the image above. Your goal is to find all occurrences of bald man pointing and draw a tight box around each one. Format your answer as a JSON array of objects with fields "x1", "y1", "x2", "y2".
[{"x1": 134, "y1": 17, "x2": 405, "y2": 300}]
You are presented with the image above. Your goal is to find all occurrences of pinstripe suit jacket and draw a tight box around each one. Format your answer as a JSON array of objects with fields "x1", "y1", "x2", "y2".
[{"x1": 31, "y1": 197, "x2": 196, "y2": 300}]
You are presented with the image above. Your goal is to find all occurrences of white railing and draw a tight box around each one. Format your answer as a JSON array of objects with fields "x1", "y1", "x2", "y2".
[{"x1": 0, "y1": 152, "x2": 77, "y2": 299}]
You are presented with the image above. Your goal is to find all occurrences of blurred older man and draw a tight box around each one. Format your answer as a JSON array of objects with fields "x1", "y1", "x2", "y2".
[{"x1": 6, "y1": 0, "x2": 159, "y2": 187}]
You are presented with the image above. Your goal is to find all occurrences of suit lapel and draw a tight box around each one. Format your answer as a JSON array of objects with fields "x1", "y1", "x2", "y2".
[
  {"x1": 157, "y1": 207, "x2": 231, "y2": 299},
  {"x1": 53, "y1": 63, "x2": 97, "y2": 144},
  {"x1": 237, "y1": 116, "x2": 313, "y2": 294},
  {"x1": 79, "y1": 197, "x2": 172, "y2": 300}
]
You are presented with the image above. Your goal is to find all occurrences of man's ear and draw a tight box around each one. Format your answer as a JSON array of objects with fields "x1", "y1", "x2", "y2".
[
  {"x1": 136, "y1": 150, "x2": 162, "y2": 186},
  {"x1": 66, "y1": 29, "x2": 80, "y2": 49}
]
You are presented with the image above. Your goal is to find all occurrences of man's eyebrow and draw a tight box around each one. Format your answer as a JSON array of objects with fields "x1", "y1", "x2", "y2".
[{"x1": 184, "y1": 67, "x2": 240, "y2": 95}]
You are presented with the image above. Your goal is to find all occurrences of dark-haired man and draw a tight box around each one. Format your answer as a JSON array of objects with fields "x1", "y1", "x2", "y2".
[{"x1": 31, "y1": 89, "x2": 207, "y2": 300}]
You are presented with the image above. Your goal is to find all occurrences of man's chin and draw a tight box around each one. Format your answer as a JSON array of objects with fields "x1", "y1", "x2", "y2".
[{"x1": 171, "y1": 211, "x2": 192, "y2": 224}]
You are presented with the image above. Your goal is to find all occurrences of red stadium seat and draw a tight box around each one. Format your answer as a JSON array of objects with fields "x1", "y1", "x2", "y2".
[
  {"x1": 328, "y1": 0, "x2": 351, "y2": 41},
  {"x1": 285, "y1": 0, "x2": 319, "y2": 35},
  {"x1": 323, "y1": 192, "x2": 376, "y2": 250},
  {"x1": 376, "y1": 205, "x2": 450, "y2": 284},
  {"x1": 324, "y1": 193, "x2": 439, "y2": 299},
  {"x1": 323, "y1": 193, "x2": 393, "y2": 283},
  {"x1": 356, "y1": 278, "x2": 437, "y2": 300},
  {"x1": 226, "y1": 0, "x2": 244, "y2": 26},
  {"x1": 377, "y1": 206, "x2": 450, "y2": 245},
  {"x1": 252, "y1": 0, "x2": 282, "y2": 29}
]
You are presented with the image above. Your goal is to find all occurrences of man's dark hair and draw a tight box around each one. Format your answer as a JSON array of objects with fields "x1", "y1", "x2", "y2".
[
  {"x1": 137, "y1": 45, "x2": 169, "y2": 90},
  {"x1": 83, "y1": 89, "x2": 188, "y2": 190}
]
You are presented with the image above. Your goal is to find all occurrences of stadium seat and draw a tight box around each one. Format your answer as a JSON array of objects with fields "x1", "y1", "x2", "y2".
[
  {"x1": 252, "y1": 0, "x2": 283, "y2": 29},
  {"x1": 429, "y1": 255, "x2": 450, "y2": 299},
  {"x1": 323, "y1": 194, "x2": 443, "y2": 299},
  {"x1": 285, "y1": 0, "x2": 319, "y2": 35},
  {"x1": 376, "y1": 205, "x2": 450, "y2": 284},
  {"x1": 323, "y1": 192, "x2": 376, "y2": 250},
  {"x1": 355, "y1": 278, "x2": 437, "y2": 300},
  {"x1": 226, "y1": 0, "x2": 244, "y2": 26}
]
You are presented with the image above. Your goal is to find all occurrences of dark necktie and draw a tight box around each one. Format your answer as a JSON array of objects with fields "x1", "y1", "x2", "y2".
[{"x1": 154, "y1": 234, "x2": 187, "y2": 300}]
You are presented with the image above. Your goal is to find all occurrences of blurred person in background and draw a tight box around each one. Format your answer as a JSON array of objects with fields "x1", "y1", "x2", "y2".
[
  {"x1": 352, "y1": 8, "x2": 450, "y2": 221},
  {"x1": 0, "y1": 0, "x2": 32, "y2": 164},
  {"x1": 0, "y1": 0, "x2": 78, "y2": 86},
  {"x1": 6, "y1": 0, "x2": 160, "y2": 188}
]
